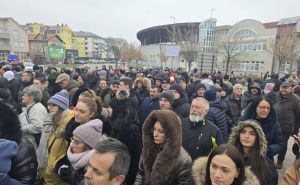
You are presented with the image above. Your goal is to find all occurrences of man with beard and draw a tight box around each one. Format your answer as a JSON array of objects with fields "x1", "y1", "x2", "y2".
[
  {"x1": 103, "y1": 80, "x2": 119, "y2": 108},
  {"x1": 181, "y1": 97, "x2": 224, "y2": 160},
  {"x1": 138, "y1": 85, "x2": 160, "y2": 127},
  {"x1": 18, "y1": 71, "x2": 34, "y2": 113}
]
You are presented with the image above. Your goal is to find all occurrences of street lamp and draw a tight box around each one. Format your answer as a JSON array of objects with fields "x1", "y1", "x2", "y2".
[{"x1": 170, "y1": 16, "x2": 176, "y2": 44}]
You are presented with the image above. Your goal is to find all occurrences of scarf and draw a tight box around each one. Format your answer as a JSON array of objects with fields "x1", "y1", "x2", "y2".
[{"x1": 67, "y1": 147, "x2": 94, "y2": 170}]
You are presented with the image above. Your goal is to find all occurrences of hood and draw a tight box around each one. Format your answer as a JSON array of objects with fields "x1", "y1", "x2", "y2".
[
  {"x1": 250, "y1": 83, "x2": 261, "y2": 94},
  {"x1": 192, "y1": 158, "x2": 260, "y2": 185},
  {"x1": 228, "y1": 120, "x2": 267, "y2": 157},
  {"x1": 142, "y1": 110, "x2": 182, "y2": 184},
  {"x1": 209, "y1": 100, "x2": 226, "y2": 109},
  {"x1": 66, "y1": 80, "x2": 79, "y2": 90}
]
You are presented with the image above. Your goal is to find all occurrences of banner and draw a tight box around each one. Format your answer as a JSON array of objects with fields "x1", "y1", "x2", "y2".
[
  {"x1": 48, "y1": 46, "x2": 65, "y2": 59},
  {"x1": 165, "y1": 45, "x2": 180, "y2": 57}
]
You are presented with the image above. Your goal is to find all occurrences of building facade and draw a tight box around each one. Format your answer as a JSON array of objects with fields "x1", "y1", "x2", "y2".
[
  {"x1": 0, "y1": 17, "x2": 29, "y2": 62},
  {"x1": 74, "y1": 31, "x2": 107, "y2": 61}
]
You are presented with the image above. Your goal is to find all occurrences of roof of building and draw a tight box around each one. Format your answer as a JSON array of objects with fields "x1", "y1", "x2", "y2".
[
  {"x1": 263, "y1": 21, "x2": 279, "y2": 29},
  {"x1": 278, "y1": 16, "x2": 300, "y2": 25},
  {"x1": 74, "y1": 31, "x2": 102, "y2": 38}
]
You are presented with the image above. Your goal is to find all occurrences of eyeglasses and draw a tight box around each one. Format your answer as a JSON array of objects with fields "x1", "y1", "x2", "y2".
[{"x1": 257, "y1": 106, "x2": 271, "y2": 110}]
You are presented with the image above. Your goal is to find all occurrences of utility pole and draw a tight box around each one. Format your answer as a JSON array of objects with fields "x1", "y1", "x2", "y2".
[{"x1": 170, "y1": 16, "x2": 176, "y2": 44}]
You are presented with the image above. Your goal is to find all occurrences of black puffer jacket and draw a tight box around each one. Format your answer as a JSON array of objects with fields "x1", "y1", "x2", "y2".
[
  {"x1": 9, "y1": 138, "x2": 38, "y2": 185},
  {"x1": 206, "y1": 100, "x2": 229, "y2": 141}
]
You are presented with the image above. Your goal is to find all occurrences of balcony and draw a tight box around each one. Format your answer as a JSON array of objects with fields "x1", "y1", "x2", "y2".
[{"x1": 0, "y1": 33, "x2": 10, "y2": 39}]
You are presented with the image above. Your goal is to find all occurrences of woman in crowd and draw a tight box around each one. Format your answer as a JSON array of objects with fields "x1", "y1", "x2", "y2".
[
  {"x1": 134, "y1": 77, "x2": 150, "y2": 105},
  {"x1": 33, "y1": 76, "x2": 51, "y2": 108},
  {"x1": 95, "y1": 79, "x2": 110, "y2": 102},
  {"x1": 43, "y1": 90, "x2": 74, "y2": 185},
  {"x1": 0, "y1": 101, "x2": 38, "y2": 185},
  {"x1": 192, "y1": 144, "x2": 259, "y2": 185},
  {"x1": 239, "y1": 96, "x2": 284, "y2": 159},
  {"x1": 228, "y1": 120, "x2": 278, "y2": 185},
  {"x1": 135, "y1": 110, "x2": 192, "y2": 185},
  {"x1": 67, "y1": 119, "x2": 103, "y2": 185}
]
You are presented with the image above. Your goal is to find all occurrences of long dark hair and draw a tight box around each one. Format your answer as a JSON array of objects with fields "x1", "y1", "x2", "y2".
[
  {"x1": 205, "y1": 144, "x2": 245, "y2": 185},
  {"x1": 234, "y1": 124, "x2": 271, "y2": 185},
  {"x1": 246, "y1": 96, "x2": 273, "y2": 119}
]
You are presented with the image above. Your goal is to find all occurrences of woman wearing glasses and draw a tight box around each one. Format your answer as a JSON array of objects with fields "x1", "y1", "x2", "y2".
[{"x1": 239, "y1": 96, "x2": 284, "y2": 159}]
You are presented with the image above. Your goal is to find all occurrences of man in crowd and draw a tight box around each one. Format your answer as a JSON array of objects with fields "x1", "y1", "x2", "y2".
[
  {"x1": 55, "y1": 73, "x2": 79, "y2": 107},
  {"x1": 138, "y1": 85, "x2": 160, "y2": 126},
  {"x1": 159, "y1": 90, "x2": 174, "y2": 110},
  {"x1": 170, "y1": 84, "x2": 190, "y2": 118},
  {"x1": 181, "y1": 97, "x2": 223, "y2": 160},
  {"x1": 84, "y1": 137, "x2": 130, "y2": 185},
  {"x1": 276, "y1": 81, "x2": 300, "y2": 169}
]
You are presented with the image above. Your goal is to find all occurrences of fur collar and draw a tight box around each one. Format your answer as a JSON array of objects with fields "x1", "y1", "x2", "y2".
[
  {"x1": 192, "y1": 157, "x2": 261, "y2": 185},
  {"x1": 142, "y1": 110, "x2": 182, "y2": 185}
]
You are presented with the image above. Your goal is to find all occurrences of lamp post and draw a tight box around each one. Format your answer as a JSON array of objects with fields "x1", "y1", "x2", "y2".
[{"x1": 170, "y1": 16, "x2": 176, "y2": 44}]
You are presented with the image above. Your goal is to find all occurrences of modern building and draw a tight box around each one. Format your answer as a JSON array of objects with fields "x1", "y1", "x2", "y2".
[
  {"x1": 74, "y1": 31, "x2": 107, "y2": 60},
  {"x1": 215, "y1": 19, "x2": 278, "y2": 76},
  {"x1": 0, "y1": 17, "x2": 29, "y2": 62}
]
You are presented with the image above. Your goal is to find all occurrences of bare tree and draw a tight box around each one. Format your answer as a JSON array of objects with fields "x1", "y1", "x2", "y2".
[
  {"x1": 168, "y1": 24, "x2": 198, "y2": 72},
  {"x1": 106, "y1": 37, "x2": 125, "y2": 66},
  {"x1": 158, "y1": 45, "x2": 169, "y2": 68},
  {"x1": 121, "y1": 42, "x2": 142, "y2": 67},
  {"x1": 267, "y1": 26, "x2": 297, "y2": 73},
  {"x1": 216, "y1": 32, "x2": 248, "y2": 75}
]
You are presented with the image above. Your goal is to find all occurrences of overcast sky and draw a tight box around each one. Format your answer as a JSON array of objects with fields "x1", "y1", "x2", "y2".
[{"x1": 1, "y1": 0, "x2": 299, "y2": 43}]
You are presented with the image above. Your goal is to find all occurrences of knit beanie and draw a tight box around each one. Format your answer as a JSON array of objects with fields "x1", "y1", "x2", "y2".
[
  {"x1": 160, "y1": 90, "x2": 174, "y2": 104},
  {"x1": 73, "y1": 119, "x2": 103, "y2": 148},
  {"x1": 0, "y1": 139, "x2": 18, "y2": 173},
  {"x1": 3, "y1": 71, "x2": 15, "y2": 82},
  {"x1": 204, "y1": 89, "x2": 217, "y2": 102},
  {"x1": 170, "y1": 84, "x2": 184, "y2": 97},
  {"x1": 47, "y1": 89, "x2": 69, "y2": 110},
  {"x1": 79, "y1": 73, "x2": 88, "y2": 85}
]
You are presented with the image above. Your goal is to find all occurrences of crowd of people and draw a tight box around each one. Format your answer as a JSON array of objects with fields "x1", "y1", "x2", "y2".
[{"x1": 0, "y1": 61, "x2": 300, "y2": 185}]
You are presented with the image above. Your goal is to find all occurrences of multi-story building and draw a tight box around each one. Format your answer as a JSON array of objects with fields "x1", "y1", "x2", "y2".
[
  {"x1": 0, "y1": 17, "x2": 29, "y2": 62},
  {"x1": 215, "y1": 19, "x2": 278, "y2": 76},
  {"x1": 24, "y1": 23, "x2": 47, "y2": 35},
  {"x1": 74, "y1": 31, "x2": 107, "y2": 60}
]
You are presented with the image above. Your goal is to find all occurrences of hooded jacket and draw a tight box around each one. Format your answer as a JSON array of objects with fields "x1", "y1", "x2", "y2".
[
  {"x1": 241, "y1": 83, "x2": 262, "y2": 110},
  {"x1": 240, "y1": 104, "x2": 284, "y2": 158},
  {"x1": 228, "y1": 120, "x2": 278, "y2": 185},
  {"x1": 191, "y1": 157, "x2": 260, "y2": 185},
  {"x1": 65, "y1": 80, "x2": 79, "y2": 107},
  {"x1": 135, "y1": 110, "x2": 192, "y2": 185}
]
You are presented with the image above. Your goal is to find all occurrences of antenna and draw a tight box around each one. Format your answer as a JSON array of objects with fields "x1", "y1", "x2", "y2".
[{"x1": 210, "y1": 8, "x2": 216, "y2": 19}]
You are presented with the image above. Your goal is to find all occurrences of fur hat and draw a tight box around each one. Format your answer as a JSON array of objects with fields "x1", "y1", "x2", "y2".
[
  {"x1": 159, "y1": 90, "x2": 174, "y2": 104},
  {"x1": 204, "y1": 89, "x2": 217, "y2": 102},
  {"x1": 228, "y1": 119, "x2": 267, "y2": 157},
  {"x1": 73, "y1": 119, "x2": 103, "y2": 148},
  {"x1": 48, "y1": 89, "x2": 69, "y2": 110},
  {"x1": 0, "y1": 139, "x2": 18, "y2": 173}
]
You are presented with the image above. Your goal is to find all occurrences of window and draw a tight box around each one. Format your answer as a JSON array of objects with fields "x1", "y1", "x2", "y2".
[
  {"x1": 235, "y1": 29, "x2": 256, "y2": 37},
  {"x1": 235, "y1": 61, "x2": 264, "y2": 71},
  {"x1": 280, "y1": 61, "x2": 291, "y2": 73}
]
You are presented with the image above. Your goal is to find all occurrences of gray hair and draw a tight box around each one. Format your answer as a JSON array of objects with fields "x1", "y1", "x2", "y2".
[
  {"x1": 23, "y1": 86, "x2": 43, "y2": 102},
  {"x1": 94, "y1": 137, "x2": 130, "y2": 179},
  {"x1": 192, "y1": 97, "x2": 209, "y2": 111}
]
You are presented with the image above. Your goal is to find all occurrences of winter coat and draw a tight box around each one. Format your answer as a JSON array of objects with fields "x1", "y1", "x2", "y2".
[
  {"x1": 206, "y1": 100, "x2": 229, "y2": 141},
  {"x1": 110, "y1": 101, "x2": 142, "y2": 185},
  {"x1": 135, "y1": 87, "x2": 150, "y2": 106},
  {"x1": 69, "y1": 165, "x2": 85, "y2": 185},
  {"x1": 225, "y1": 93, "x2": 243, "y2": 129},
  {"x1": 9, "y1": 138, "x2": 38, "y2": 185},
  {"x1": 228, "y1": 120, "x2": 278, "y2": 185},
  {"x1": 181, "y1": 117, "x2": 224, "y2": 160},
  {"x1": 65, "y1": 80, "x2": 79, "y2": 107},
  {"x1": 172, "y1": 96, "x2": 190, "y2": 118},
  {"x1": 0, "y1": 176, "x2": 23, "y2": 185},
  {"x1": 135, "y1": 110, "x2": 192, "y2": 185},
  {"x1": 7, "y1": 78, "x2": 21, "y2": 103},
  {"x1": 19, "y1": 102, "x2": 48, "y2": 148},
  {"x1": 276, "y1": 92, "x2": 300, "y2": 134},
  {"x1": 191, "y1": 157, "x2": 260, "y2": 185},
  {"x1": 138, "y1": 97, "x2": 160, "y2": 127},
  {"x1": 0, "y1": 88, "x2": 17, "y2": 112},
  {"x1": 43, "y1": 110, "x2": 74, "y2": 185},
  {"x1": 280, "y1": 160, "x2": 300, "y2": 185},
  {"x1": 240, "y1": 106, "x2": 284, "y2": 158}
]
